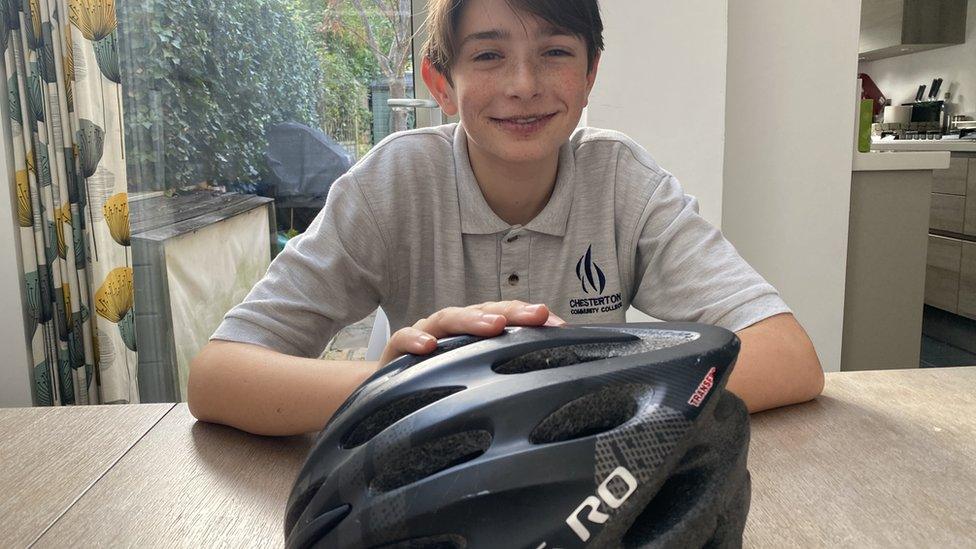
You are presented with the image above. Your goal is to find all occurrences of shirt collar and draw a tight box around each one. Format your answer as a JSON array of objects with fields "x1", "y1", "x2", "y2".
[{"x1": 454, "y1": 124, "x2": 576, "y2": 236}]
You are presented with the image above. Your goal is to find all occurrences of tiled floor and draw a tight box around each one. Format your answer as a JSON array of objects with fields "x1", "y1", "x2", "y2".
[
  {"x1": 919, "y1": 335, "x2": 976, "y2": 368},
  {"x1": 920, "y1": 306, "x2": 976, "y2": 368}
]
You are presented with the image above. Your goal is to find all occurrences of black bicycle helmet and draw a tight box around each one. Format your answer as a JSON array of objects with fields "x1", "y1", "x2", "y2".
[{"x1": 285, "y1": 322, "x2": 751, "y2": 548}]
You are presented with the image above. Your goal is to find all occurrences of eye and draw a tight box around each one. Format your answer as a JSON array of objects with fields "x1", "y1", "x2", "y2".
[
  {"x1": 545, "y1": 49, "x2": 573, "y2": 57},
  {"x1": 474, "y1": 52, "x2": 502, "y2": 62}
]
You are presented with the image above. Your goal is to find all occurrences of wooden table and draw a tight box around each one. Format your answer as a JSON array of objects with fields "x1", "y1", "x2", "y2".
[
  {"x1": 744, "y1": 366, "x2": 976, "y2": 547},
  {"x1": 2, "y1": 367, "x2": 974, "y2": 548},
  {"x1": 0, "y1": 404, "x2": 173, "y2": 547}
]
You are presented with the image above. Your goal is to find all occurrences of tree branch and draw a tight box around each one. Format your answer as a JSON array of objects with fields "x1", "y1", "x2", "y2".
[{"x1": 350, "y1": 0, "x2": 393, "y2": 76}]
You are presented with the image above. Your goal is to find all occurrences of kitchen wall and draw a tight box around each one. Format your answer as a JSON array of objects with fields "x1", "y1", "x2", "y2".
[
  {"x1": 723, "y1": 0, "x2": 862, "y2": 373},
  {"x1": 587, "y1": 0, "x2": 729, "y2": 229},
  {"x1": 858, "y1": 0, "x2": 976, "y2": 117}
]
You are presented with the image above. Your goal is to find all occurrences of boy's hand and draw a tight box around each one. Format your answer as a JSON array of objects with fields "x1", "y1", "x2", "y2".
[{"x1": 377, "y1": 301, "x2": 565, "y2": 367}]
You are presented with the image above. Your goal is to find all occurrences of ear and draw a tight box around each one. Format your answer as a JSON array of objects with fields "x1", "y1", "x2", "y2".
[
  {"x1": 422, "y1": 56, "x2": 459, "y2": 117},
  {"x1": 583, "y1": 51, "x2": 601, "y2": 107}
]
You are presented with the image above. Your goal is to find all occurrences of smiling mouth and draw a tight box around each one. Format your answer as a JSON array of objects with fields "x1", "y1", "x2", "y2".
[{"x1": 492, "y1": 112, "x2": 557, "y2": 124}]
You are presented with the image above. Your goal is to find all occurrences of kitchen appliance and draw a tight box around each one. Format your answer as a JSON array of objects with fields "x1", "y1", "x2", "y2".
[
  {"x1": 859, "y1": 0, "x2": 969, "y2": 61},
  {"x1": 883, "y1": 105, "x2": 912, "y2": 124},
  {"x1": 908, "y1": 100, "x2": 944, "y2": 123},
  {"x1": 955, "y1": 120, "x2": 976, "y2": 139},
  {"x1": 946, "y1": 116, "x2": 975, "y2": 137},
  {"x1": 877, "y1": 100, "x2": 946, "y2": 139},
  {"x1": 900, "y1": 78, "x2": 945, "y2": 136},
  {"x1": 873, "y1": 77, "x2": 973, "y2": 141}
]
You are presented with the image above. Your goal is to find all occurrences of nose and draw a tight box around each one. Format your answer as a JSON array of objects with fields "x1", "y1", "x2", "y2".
[{"x1": 504, "y1": 58, "x2": 542, "y2": 100}]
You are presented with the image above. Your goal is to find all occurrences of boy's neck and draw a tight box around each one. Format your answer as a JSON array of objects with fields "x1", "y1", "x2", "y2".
[{"x1": 466, "y1": 143, "x2": 560, "y2": 227}]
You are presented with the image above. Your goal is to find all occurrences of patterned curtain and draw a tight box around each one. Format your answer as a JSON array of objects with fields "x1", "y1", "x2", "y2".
[{"x1": 1, "y1": 0, "x2": 137, "y2": 405}]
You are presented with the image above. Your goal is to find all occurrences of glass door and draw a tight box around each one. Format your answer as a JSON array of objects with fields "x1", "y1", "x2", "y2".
[{"x1": 117, "y1": 0, "x2": 423, "y2": 401}]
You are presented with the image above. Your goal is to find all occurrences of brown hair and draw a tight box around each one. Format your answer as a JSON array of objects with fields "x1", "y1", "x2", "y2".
[{"x1": 423, "y1": 0, "x2": 604, "y2": 84}]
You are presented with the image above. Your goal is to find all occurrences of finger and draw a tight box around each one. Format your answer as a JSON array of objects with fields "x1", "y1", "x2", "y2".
[
  {"x1": 415, "y1": 307, "x2": 507, "y2": 340},
  {"x1": 475, "y1": 301, "x2": 551, "y2": 325},
  {"x1": 544, "y1": 311, "x2": 567, "y2": 326},
  {"x1": 379, "y1": 327, "x2": 438, "y2": 365}
]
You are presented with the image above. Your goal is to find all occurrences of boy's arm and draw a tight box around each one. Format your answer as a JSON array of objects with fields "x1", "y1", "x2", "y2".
[
  {"x1": 727, "y1": 312, "x2": 825, "y2": 413},
  {"x1": 622, "y1": 171, "x2": 819, "y2": 412},
  {"x1": 188, "y1": 302, "x2": 563, "y2": 436},
  {"x1": 187, "y1": 341, "x2": 380, "y2": 436}
]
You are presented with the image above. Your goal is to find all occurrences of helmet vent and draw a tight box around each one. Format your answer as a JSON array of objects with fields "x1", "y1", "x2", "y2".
[
  {"x1": 284, "y1": 480, "x2": 325, "y2": 537},
  {"x1": 342, "y1": 386, "x2": 465, "y2": 449},
  {"x1": 620, "y1": 468, "x2": 706, "y2": 546},
  {"x1": 491, "y1": 333, "x2": 694, "y2": 375},
  {"x1": 377, "y1": 534, "x2": 467, "y2": 548},
  {"x1": 370, "y1": 430, "x2": 492, "y2": 493},
  {"x1": 529, "y1": 385, "x2": 641, "y2": 444},
  {"x1": 493, "y1": 342, "x2": 616, "y2": 374},
  {"x1": 286, "y1": 504, "x2": 351, "y2": 549}
]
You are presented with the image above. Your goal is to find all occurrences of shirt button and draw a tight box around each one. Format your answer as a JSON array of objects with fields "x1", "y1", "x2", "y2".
[
  {"x1": 508, "y1": 273, "x2": 520, "y2": 286},
  {"x1": 506, "y1": 234, "x2": 519, "y2": 243}
]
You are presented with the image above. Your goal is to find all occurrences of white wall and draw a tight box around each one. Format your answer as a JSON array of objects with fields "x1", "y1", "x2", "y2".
[
  {"x1": 723, "y1": 0, "x2": 862, "y2": 372},
  {"x1": 858, "y1": 0, "x2": 976, "y2": 117},
  {"x1": 0, "y1": 59, "x2": 34, "y2": 407},
  {"x1": 587, "y1": 0, "x2": 729, "y2": 228},
  {"x1": 587, "y1": 1, "x2": 729, "y2": 325}
]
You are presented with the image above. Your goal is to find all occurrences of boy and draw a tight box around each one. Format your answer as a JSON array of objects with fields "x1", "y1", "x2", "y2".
[{"x1": 188, "y1": 0, "x2": 823, "y2": 436}]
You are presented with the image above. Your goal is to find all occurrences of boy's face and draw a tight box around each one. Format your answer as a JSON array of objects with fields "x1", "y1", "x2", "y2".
[{"x1": 424, "y1": 0, "x2": 600, "y2": 167}]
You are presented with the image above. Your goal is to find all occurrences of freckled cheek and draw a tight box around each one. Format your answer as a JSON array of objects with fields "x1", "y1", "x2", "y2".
[
  {"x1": 550, "y1": 69, "x2": 590, "y2": 97},
  {"x1": 457, "y1": 84, "x2": 497, "y2": 114},
  {"x1": 552, "y1": 83, "x2": 587, "y2": 111}
]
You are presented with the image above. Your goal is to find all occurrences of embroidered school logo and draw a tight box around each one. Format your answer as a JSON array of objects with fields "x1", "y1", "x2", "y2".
[
  {"x1": 569, "y1": 245, "x2": 622, "y2": 316},
  {"x1": 576, "y1": 244, "x2": 606, "y2": 294}
]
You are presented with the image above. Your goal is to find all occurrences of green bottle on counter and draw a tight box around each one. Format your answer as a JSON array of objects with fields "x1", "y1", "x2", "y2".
[{"x1": 857, "y1": 99, "x2": 873, "y2": 153}]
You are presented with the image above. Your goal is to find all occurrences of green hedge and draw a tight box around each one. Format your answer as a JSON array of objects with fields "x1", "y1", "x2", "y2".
[{"x1": 118, "y1": 0, "x2": 323, "y2": 191}]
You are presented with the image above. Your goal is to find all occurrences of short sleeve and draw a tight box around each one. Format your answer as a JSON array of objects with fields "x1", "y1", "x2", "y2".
[
  {"x1": 210, "y1": 172, "x2": 390, "y2": 357},
  {"x1": 630, "y1": 174, "x2": 791, "y2": 332}
]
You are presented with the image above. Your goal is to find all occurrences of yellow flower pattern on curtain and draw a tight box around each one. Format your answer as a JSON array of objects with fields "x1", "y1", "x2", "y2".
[{"x1": 2, "y1": 0, "x2": 137, "y2": 405}]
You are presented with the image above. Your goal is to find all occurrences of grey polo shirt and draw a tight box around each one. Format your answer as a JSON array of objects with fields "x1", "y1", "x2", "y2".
[{"x1": 212, "y1": 123, "x2": 791, "y2": 358}]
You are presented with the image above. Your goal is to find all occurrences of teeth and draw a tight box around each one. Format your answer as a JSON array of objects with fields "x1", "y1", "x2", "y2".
[{"x1": 512, "y1": 117, "x2": 540, "y2": 124}]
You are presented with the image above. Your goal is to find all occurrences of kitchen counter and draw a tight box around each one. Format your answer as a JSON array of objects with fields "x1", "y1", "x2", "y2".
[
  {"x1": 871, "y1": 139, "x2": 976, "y2": 153},
  {"x1": 852, "y1": 150, "x2": 951, "y2": 171},
  {"x1": 843, "y1": 155, "x2": 947, "y2": 370}
]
